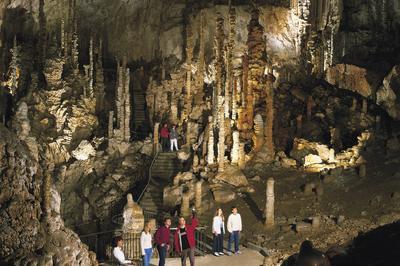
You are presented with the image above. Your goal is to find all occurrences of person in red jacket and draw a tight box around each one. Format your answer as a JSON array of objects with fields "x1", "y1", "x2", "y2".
[
  {"x1": 160, "y1": 123, "x2": 169, "y2": 152},
  {"x1": 154, "y1": 218, "x2": 171, "y2": 266},
  {"x1": 174, "y1": 213, "x2": 199, "y2": 266}
]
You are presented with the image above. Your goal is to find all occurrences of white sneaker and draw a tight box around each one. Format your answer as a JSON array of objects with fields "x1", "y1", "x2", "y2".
[
  {"x1": 227, "y1": 251, "x2": 233, "y2": 256},
  {"x1": 219, "y1": 252, "x2": 224, "y2": 255},
  {"x1": 235, "y1": 251, "x2": 242, "y2": 255},
  {"x1": 214, "y1": 252, "x2": 220, "y2": 256}
]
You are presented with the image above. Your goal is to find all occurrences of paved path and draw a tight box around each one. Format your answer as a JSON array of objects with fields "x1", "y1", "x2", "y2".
[{"x1": 150, "y1": 248, "x2": 264, "y2": 266}]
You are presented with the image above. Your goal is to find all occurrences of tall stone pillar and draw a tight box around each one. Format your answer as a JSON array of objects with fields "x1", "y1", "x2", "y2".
[
  {"x1": 195, "y1": 180, "x2": 203, "y2": 212},
  {"x1": 181, "y1": 191, "x2": 191, "y2": 218},
  {"x1": 153, "y1": 122, "x2": 160, "y2": 154},
  {"x1": 218, "y1": 99, "x2": 225, "y2": 172},
  {"x1": 238, "y1": 142, "x2": 245, "y2": 169},
  {"x1": 231, "y1": 130, "x2": 240, "y2": 164},
  {"x1": 207, "y1": 117, "x2": 215, "y2": 165},
  {"x1": 123, "y1": 67, "x2": 131, "y2": 142},
  {"x1": 108, "y1": 111, "x2": 114, "y2": 138},
  {"x1": 265, "y1": 178, "x2": 275, "y2": 228}
]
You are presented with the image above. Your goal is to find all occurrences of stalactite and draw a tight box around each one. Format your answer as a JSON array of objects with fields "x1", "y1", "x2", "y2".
[
  {"x1": 265, "y1": 71, "x2": 276, "y2": 156},
  {"x1": 224, "y1": 5, "x2": 236, "y2": 119},
  {"x1": 123, "y1": 67, "x2": 131, "y2": 142},
  {"x1": 231, "y1": 130, "x2": 239, "y2": 164},
  {"x1": 61, "y1": 19, "x2": 65, "y2": 55},
  {"x1": 218, "y1": 97, "x2": 225, "y2": 172},
  {"x1": 231, "y1": 76, "x2": 238, "y2": 123},
  {"x1": 196, "y1": 10, "x2": 205, "y2": 96},
  {"x1": 38, "y1": 0, "x2": 46, "y2": 72},
  {"x1": 108, "y1": 111, "x2": 114, "y2": 138},
  {"x1": 71, "y1": 20, "x2": 79, "y2": 74},
  {"x1": 88, "y1": 37, "x2": 94, "y2": 97},
  {"x1": 241, "y1": 53, "x2": 249, "y2": 136},
  {"x1": 213, "y1": 14, "x2": 225, "y2": 126},
  {"x1": 184, "y1": 19, "x2": 194, "y2": 144},
  {"x1": 207, "y1": 116, "x2": 215, "y2": 165},
  {"x1": 95, "y1": 39, "x2": 105, "y2": 111},
  {"x1": 5, "y1": 37, "x2": 20, "y2": 96}
]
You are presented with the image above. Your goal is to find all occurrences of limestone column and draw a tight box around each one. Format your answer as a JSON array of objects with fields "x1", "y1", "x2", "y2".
[
  {"x1": 123, "y1": 67, "x2": 131, "y2": 142},
  {"x1": 213, "y1": 14, "x2": 225, "y2": 125},
  {"x1": 225, "y1": 5, "x2": 236, "y2": 119},
  {"x1": 231, "y1": 130, "x2": 239, "y2": 164},
  {"x1": 108, "y1": 111, "x2": 114, "y2": 138},
  {"x1": 265, "y1": 73, "x2": 275, "y2": 155},
  {"x1": 238, "y1": 142, "x2": 245, "y2": 169},
  {"x1": 88, "y1": 37, "x2": 94, "y2": 97},
  {"x1": 196, "y1": 10, "x2": 205, "y2": 97},
  {"x1": 195, "y1": 180, "x2": 203, "y2": 212},
  {"x1": 207, "y1": 117, "x2": 215, "y2": 165},
  {"x1": 153, "y1": 122, "x2": 160, "y2": 154},
  {"x1": 265, "y1": 178, "x2": 275, "y2": 228},
  {"x1": 181, "y1": 191, "x2": 190, "y2": 218},
  {"x1": 218, "y1": 99, "x2": 225, "y2": 172},
  {"x1": 232, "y1": 76, "x2": 238, "y2": 122},
  {"x1": 362, "y1": 98, "x2": 368, "y2": 114},
  {"x1": 253, "y1": 114, "x2": 264, "y2": 152},
  {"x1": 306, "y1": 96, "x2": 314, "y2": 121},
  {"x1": 71, "y1": 20, "x2": 79, "y2": 74},
  {"x1": 351, "y1": 98, "x2": 357, "y2": 111}
]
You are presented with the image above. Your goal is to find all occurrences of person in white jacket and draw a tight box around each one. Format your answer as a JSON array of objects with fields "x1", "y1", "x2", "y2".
[
  {"x1": 112, "y1": 236, "x2": 133, "y2": 265},
  {"x1": 227, "y1": 206, "x2": 242, "y2": 255},
  {"x1": 140, "y1": 223, "x2": 153, "y2": 266},
  {"x1": 212, "y1": 208, "x2": 225, "y2": 256}
]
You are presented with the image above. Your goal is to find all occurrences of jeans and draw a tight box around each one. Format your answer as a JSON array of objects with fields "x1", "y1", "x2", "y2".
[
  {"x1": 213, "y1": 233, "x2": 224, "y2": 253},
  {"x1": 181, "y1": 247, "x2": 195, "y2": 266},
  {"x1": 143, "y1": 248, "x2": 152, "y2": 266},
  {"x1": 228, "y1": 231, "x2": 240, "y2": 252},
  {"x1": 157, "y1": 245, "x2": 167, "y2": 266},
  {"x1": 170, "y1": 138, "x2": 178, "y2": 151}
]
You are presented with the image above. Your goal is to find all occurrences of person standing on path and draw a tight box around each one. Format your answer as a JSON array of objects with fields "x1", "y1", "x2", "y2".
[
  {"x1": 160, "y1": 123, "x2": 170, "y2": 152},
  {"x1": 140, "y1": 223, "x2": 153, "y2": 266},
  {"x1": 170, "y1": 124, "x2": 179, "y2": 151},
  {"x1": 174, "y1": 212, "x2": 199, "y2": 266},
  {"x1": 155, "y1": 217, "x2": 171, "y2": 266},
  {"x1": 212, "y1": 208, "x2": 225, "y2": 256},
  {"x1": 227, "y1": 206, "x2": 242, "y2": 255}
]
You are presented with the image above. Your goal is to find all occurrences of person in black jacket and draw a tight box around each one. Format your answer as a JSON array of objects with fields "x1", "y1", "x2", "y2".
[{"x1": 295, "y1": 240, "x2": 331, "y2": 266}]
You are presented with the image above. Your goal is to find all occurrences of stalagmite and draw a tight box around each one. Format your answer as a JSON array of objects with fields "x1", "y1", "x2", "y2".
[
  {"x1": 61, "y1": 19, "x2": 65, "y2": 54},
  {"x1": 108, "y1": 111, "x2": 114, "y2": 138},
  {"x1": 265, "y1": 178, "x2": 275, "y2": 228},
  {"x1": 232, "y1": 76, "x2": 238, "y2": 122},
  {"x1": 265, "y1": 72, "x2": 276, "y2": 155},
  {"x1": 362, "y1": 98, "x2": 368, "y2": 114},
  {"x1": 351, "y1": 98, "x2": 358, "y2": 111},
  {"x1": 153, "y1": 122, "x2": 160, "y2": 154},
  {"x1": 238, "y1": 142, "x2": 245, "y2": 169},
  {"x1": 253, "y1": 114, "x2": 264, "y2": 152},
  {"x1": 88, "y1": 37, "x2": 94, "y2": 97},
  {"x1": 181, "y1": 191, "x2": 190, "y2": 218},
  {"x1": 123, "y1": 68, "x2": 131, "y2": 142},
  {"x1": 218, "y1": 98, "x2": 225, "y2": 172},
  {"x1": 207, "y1": 117, "x2": 215, "y2": 165},
  {"x1": 231, "y1": 130, "x2": 240, "y2": 164},
  {"x1": 195, "y1": 180, "x2": 203, "y2": 212},
  {"x1": 5, "y1": 37, "x2": 20, "y2": 96},
  {"x1": 95, "y1": 39, "x2": 105, "y2": 111},
  {"x1": 71, "y1": 20, "x2": 79, "y2": 73}
]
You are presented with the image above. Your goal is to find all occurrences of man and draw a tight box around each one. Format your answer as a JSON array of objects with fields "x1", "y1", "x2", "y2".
[
  {"x1": 227, "y1": 206, "x2": 242, "y2": 255},
  {"x1": 170, "y1": 124, "x2": 179, "y2": 151},
  {"x1": 155, "y1": 217, "x2": 171, "y2": 266},
  {"x1": 112, "y1": 236, "x2": 133, "y2": 265},
  {"x1": 160, "y1": 123, "x2": 169, "y2": 152},
  {"x1": 174, "y1": 212, "x2": 199, "y2": 266}
]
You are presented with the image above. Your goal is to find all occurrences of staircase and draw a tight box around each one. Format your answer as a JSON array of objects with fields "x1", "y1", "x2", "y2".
[
  {"x1": 132, "y1": 88, "x2": 146, "y2": 130},
  {"x1": 151, "y1": 152, "x2": 182, "y2": 180},
  {"x1": 139, "y1": 178, "x2": 165, "y2": 213}
]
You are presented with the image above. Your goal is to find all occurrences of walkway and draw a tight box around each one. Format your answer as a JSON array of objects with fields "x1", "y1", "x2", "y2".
[{"x1": 150, "y1": 248, "x2": 264, "y2": 266}]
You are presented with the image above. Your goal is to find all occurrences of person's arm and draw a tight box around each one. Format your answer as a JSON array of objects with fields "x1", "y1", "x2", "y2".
[
  {"x1": 212, "y1": 217, "x2": 218, "y2": 234},
  {"x1": 227, "y1": 215, "x2": 232, "y2": 233},
  {"x1": 140, "y1": 232, "x2": 146, "y2": 256},
  {"x1": 238, "y1": 214, "x2": 242, "y2": 232},
  {"x1": 190, "y1": 214, "x2": 199, "y2": 229}
]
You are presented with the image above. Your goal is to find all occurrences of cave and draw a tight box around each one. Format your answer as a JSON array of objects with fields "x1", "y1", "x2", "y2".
[{"x1": 1, "y1": 0, "x2": 400, "y2": 265}]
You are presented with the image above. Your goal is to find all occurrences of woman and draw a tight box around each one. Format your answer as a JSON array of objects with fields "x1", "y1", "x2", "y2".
[
  {"x1": 140, "y1": 223, "x2": 153, "y2": 266},
  {"x1": 212, "y1": 208, "x2": 225, "y2": 256}
]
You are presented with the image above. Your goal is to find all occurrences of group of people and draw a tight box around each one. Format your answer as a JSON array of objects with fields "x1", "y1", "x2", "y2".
[
  {"x1": 160, "y1": 123, "x2": 179, "y2": 152},
  {"x1": 112, "y1": 206, "x2": 243, "y2": 266}
]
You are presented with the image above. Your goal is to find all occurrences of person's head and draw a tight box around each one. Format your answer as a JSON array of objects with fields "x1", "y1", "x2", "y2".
[
  {"x1": 215, "y1": 208, "x2": 223, "y2": 217},
  {"x1": 299, "y1": 240, "x2": 314, "y2": 254},
  {"x1": 178, "y1": 216, "x2": 186, "y2": 228},
  {"x1": 231, "y1": 206, "x2": 238, "y2": 214},
  {"x1": 163, "y1": 123, "x2": 167, "y2": 128},
  {"x1": 172, "y1": 124, "x2": 176, "y2": 129},
  {"x1": 164, "y1": 217, "x2": 171, "y2": 227},
  {"x1": 114, "y1": 236, "x2": 123, "y2": 248},
  {"x1": 143, "y1": 222, "x2": 151, "y2": 233}
]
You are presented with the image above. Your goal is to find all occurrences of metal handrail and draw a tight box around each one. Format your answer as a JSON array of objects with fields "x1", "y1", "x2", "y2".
[{"x1": 136, "y1": 148, "x2": 159, "y2": 202}]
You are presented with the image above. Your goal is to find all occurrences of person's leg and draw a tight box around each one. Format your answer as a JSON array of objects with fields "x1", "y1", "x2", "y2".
[
  {"x1": 174, "y1": 138, "x2": 179, "y2": 150},
  {"x1": 228, "y1": 232, "x2": 233, "y2": 253},
  {"x1": 170, "y1": 138, "x2": 174, "y2": 151},
  {"x1": 213, "y1": 234, "x2": 218, "y2": 253},
  {"x1": 189, "y1": 247, "x2": 195, "y2": 266},
  {"x1": 181, "y1": 248, "x2": 188, "y2": 266},
  {"x1": 144, "y1": 248, "x2": 152, "y2": 266},
  {"x1": 157, "y1": 245, "x2": 166, "y2": 266},
  {"x1": 234, "y1": 231, "x2": 239, "y2": 253},
  {"x1": 218, "y1": 233, "x2": 224, "y2": 253}
]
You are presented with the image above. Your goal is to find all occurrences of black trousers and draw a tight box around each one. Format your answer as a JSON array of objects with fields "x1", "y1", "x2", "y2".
[
  {"x1": 160, "y1": 137, "x2": 169, "y2": 151},
  {"x1": 157, "y1": 245, "x2": 167, "y2": 266},
  {"x1": 212, "y1": 233, "x2": 224, "y2": 253}
]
